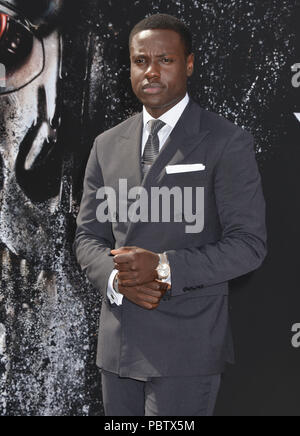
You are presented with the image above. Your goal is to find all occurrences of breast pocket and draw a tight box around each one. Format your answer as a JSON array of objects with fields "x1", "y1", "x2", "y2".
[{"x1": 165, "y1": 171, "x2": 208, "y2": 188}]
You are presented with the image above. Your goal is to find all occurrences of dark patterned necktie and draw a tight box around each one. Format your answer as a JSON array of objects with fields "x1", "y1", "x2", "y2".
[{"x1": 142, "y1": 119, "x2": 166, "y2": 177}]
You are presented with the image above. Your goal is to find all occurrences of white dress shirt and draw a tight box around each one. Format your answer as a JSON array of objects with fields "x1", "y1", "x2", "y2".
[{"x1": 107, "y1": 93, "x2": 190, "y2": 305}]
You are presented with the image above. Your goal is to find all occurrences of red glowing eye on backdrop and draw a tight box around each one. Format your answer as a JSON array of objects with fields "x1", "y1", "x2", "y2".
[
  {"x1": 0, "y1": 11, "x2": 45, "y2": 94},
  {"x1": 0, "y1": 13, "x2": 7, "y2": 39}
]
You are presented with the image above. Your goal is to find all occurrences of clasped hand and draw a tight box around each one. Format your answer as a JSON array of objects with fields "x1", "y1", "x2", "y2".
[{"x1": 111, "y1": 246, "x2": 170, "y2": 310}]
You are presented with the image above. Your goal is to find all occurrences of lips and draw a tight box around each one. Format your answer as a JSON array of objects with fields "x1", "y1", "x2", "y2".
[{"x1": 142, "y1": 83, "x2": 165, "y2": 95}]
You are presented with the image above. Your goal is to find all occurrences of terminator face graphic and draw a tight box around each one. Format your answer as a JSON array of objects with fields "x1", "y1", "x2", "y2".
[{"x1": 0, "y1": 0, "x2": 65, "y2": 265}]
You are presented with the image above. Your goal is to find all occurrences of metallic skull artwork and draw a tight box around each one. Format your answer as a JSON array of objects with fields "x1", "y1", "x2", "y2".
[
  {"x1": 0, "y1": 0, "x2": 103, "y2": 417},
  {"x1": 0, "y1": 0, "x2": 64, "y2": 266}
]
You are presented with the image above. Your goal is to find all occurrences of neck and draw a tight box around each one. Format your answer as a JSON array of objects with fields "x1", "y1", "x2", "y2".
[{"x1": 144, "y1": 94, "x2": 186, "y2": 119}]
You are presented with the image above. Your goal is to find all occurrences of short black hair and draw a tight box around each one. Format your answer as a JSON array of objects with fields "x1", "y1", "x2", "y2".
[{"x1": 129, "y1": 14, "x2": 193, "y2": 57}]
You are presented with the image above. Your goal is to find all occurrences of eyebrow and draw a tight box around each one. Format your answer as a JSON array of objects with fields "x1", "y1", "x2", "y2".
[{"x1": 132, "y1": 53, "x2": 177, "y2": 58}]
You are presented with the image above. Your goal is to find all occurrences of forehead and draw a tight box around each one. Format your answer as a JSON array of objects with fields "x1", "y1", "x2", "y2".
[{"x1": 130, "y1": 29, "x2": 184, "y2": 54}]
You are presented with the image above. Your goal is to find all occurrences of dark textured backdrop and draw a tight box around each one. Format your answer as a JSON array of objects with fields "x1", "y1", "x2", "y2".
[{"x1": 0, "y1": 0, "x2": 299, "y2": 416}]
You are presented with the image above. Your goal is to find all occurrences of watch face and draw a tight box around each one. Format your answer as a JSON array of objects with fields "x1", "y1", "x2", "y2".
[{"x1": 158, "y1": 264, "x2": 170, "y2": 279}]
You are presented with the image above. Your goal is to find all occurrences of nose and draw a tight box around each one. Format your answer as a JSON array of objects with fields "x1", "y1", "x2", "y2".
[{"x1": 145, "y1": 61, "x2": 160, "y2": 80}]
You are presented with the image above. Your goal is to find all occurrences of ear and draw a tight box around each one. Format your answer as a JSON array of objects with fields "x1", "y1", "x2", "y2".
[{"x1": 186, "y1": 53, "x2": 195, "y2": 77}]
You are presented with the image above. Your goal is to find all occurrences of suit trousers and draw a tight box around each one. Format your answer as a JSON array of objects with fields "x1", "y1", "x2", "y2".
[{"x1": 101, "y1": 369, "x2": 221, "y2": 416}]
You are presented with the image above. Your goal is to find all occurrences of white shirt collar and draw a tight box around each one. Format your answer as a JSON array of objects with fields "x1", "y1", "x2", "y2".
[{"x1": 143, "y1": 93, "x2": 190, "y2": 131}]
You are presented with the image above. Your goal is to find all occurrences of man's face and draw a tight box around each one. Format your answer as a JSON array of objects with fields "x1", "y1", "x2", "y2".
[{"x1": 130, "y1": 29, "x2": 194, "y2": 118}]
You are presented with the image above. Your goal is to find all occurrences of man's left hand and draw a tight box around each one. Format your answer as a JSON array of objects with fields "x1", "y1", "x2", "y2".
[{"x1": 111, "y1": 246, "x2": 159, "y2": 287}]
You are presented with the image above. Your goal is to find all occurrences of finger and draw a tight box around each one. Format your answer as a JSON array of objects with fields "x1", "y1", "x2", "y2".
[
  {"x1": 120, "y1": 276, "x2": 157, "y2": 287},
  {"x1": 139, "y1": 287, "x2": 163, "y2": 298},
  {"x1": 119, "y1": 278, "x2": 139, "y2": 287},
  {"x1": 125, "y1": 281, "x2": 164, "y2": 297},
  {"x1": 111, "y1": 247, "x2": 136, "y2": 255},
  {"x1": 118, "y1": 271, "x2": 138, "y2": 281},
  {"x1": 114, "y1": 263, "x2": 132, "y2": 272},
  {"x1": 160, "y1": 284, "x2": 170, "y2": 293},
  {"x1": 137, "y1": 292, "x2": 160, "y2": 305},
  {"x1": 156, "y1": 280, "x2": 171, "y2": 292},
  {"x1": 142, "y1": 302, "x2": 159, "y2": 310},
  {"x1": 139, "y1": 281, "x2": 164, "y2": 294},
  {"x1": 114, "y1": 261, "x2": 138, "y2": 271},
  {"x1": 113, "y1": 253, "x2": 134, "y2": 264}
]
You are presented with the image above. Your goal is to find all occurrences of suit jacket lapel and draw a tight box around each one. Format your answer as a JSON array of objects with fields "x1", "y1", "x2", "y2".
[
  {"x1": 117, "y1": 113, "x2": 143, "y2": 190},
  {"x1": 142, "y1": 100, "x2": 210, "y2": 187},
  {"x1": 123, "y1": 100, "x2": 210, "y2": 245}
]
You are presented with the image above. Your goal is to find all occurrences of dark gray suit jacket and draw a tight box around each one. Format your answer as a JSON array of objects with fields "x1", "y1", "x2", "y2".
[{"x1": 74, "y1": 100, "x2": 267, "y2": 379}]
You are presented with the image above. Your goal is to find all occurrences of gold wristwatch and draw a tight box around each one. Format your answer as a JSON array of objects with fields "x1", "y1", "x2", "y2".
[{"x1": 156, "y1": 253, "x2": 171, "y2": 280}]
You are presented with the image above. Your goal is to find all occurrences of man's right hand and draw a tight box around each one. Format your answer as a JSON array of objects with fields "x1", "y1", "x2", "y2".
[{"x1": 118, "y1": 277, "x2": 170, "y2": 310}]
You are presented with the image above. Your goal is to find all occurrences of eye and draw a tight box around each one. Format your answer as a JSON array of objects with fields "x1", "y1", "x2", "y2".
[
  {"x1": 161, "y1": 58, "x2": 173, "y2": 64},
  {"x1": 134, "y1": 58, "x2": 145, "y2": 65},
  {"x1": 0, "y1": 14, "x2": 33, "y2": 71},
  {"x1": 0, "y1": 13, "x2": 44, "y2": 94}
]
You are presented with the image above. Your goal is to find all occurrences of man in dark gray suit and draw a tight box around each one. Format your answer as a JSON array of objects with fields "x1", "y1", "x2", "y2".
[{"x1": 74, "y1": 14, "x2": 267, "y2": 416}]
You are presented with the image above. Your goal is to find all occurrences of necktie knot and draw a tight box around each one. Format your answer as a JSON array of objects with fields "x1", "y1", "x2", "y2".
[{"x1": 148, "y1": 119, "x2": 166, "y2": 137}]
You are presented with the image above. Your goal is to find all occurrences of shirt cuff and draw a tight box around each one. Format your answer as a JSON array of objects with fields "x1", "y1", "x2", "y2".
[{"x1": 107, "y1": 269, "x2": 123, "y2": 306}]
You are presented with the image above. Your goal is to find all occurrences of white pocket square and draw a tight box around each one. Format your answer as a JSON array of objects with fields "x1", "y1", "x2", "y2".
[{"x1": 166, "y1": 163, "x2": 206, "y2": 174}]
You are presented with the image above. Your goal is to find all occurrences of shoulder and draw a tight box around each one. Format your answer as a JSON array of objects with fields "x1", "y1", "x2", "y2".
[
  {"x1": 190, "y1": 100, "x2": 254, "y2": 144},
  {"x1": 94, "y1": 113, "x2": 141, "y2": 145}
]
